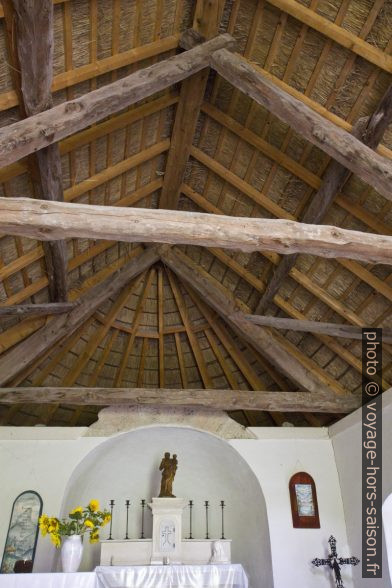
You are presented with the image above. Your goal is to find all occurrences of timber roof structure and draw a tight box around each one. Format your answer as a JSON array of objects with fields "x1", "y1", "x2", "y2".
[{"x1": 0, "y1": 0, "x2": 390, "y2": 427}]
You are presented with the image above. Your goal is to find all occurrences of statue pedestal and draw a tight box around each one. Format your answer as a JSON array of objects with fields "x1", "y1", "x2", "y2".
[{"x1": 148, "y1": 497, "x2": 188, "y2": 564}]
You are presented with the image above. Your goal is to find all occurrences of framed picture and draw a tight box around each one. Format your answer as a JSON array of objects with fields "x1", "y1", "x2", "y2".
[
  {"x1": 0, "y1": 491, "x2": 43, "y2": 574},
  {"x1": 289, "y1": 472, "x2": 320, "y2": 528}
]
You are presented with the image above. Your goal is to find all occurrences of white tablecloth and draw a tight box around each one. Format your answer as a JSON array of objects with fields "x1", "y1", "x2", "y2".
[
  {"x1": 95, "y1": 564, "x2": 248, "y2": 588},
  {"x1": 0, "y1": 565, "x2": 248, "y2": 588},
  {"x1": 0, "y1": 572, "x2": 96, "y2": 588}
]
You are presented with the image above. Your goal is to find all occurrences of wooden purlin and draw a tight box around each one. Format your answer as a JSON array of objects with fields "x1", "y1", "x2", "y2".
[{"x1": 263, "y1": 0, "x2": 392, "y2": 73}]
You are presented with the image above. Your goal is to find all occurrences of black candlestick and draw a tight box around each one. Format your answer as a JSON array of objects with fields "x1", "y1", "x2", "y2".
[
  {"x1": 140, "y1": 499, "x2": 146, "y2": 539},
  {"x1": 220, "y1": 500, "x2": 226, "y2": 540},
  {"x1": 108, "y1": 500, "x2": 115, "y2": 540},
  {"x1": 205, "y1": 500, "x2": 209, "y2": 540},
  {"x1": 124, "y1": 500, "x2": 130, "y2": 540},
  {"x1": 188, "y1": 500, "x2": 193, "y2": 539}
]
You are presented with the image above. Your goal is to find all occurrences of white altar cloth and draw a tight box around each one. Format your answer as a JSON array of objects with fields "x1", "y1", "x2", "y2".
[
  {"x1": 95, "y1": 564, "x2": 248, "y2": 588},
  {"x1": 0, "y1": 572, "x2": 96, "y2": 588}
]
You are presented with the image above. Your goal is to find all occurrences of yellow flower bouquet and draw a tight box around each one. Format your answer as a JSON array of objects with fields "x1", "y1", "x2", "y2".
[{"x1": 39, "y1": 500, "x2": 111, "y2": 548}]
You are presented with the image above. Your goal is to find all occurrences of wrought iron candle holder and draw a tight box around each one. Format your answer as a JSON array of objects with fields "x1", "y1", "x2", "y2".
[
  {"x1": 124, "y1": 500, "x2": 130, "y2": 540},
  {"x1": 108, "y1": 500, "x2": 115, "y2": 540},
  {"x1": 205, "y1": 501, "x2": 209, "y2": 540},
  {"x1": 220, "y1": 500, "x2": 226, "y2": 540},
  {"x1": 140, "y1": 499, "x2": 146, "y2": 539},
  {"x1": 188, "y1": 500, "x2": 193, "y2": 540}
]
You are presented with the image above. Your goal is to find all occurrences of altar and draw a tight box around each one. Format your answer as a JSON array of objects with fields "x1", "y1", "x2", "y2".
[{"x1": 0, "y1": 565, "x2": 248, "y2": 588}]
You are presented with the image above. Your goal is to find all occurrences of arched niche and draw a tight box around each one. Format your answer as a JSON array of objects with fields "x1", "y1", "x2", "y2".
[
  {"x1": 61, "y1": 425, "x2": 273, "y2": 588},
  {"x1": 383, "y1": 493, "x2": 392, "y2": 585}
]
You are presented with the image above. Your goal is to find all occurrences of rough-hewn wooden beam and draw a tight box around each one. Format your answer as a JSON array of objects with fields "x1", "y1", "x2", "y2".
[
  {"x1": 159, "y1": 247, "x2": 342, "y2": 396},
  {"x1": 256, "y1": 83, "x2": 392, "y2": 313},
  {"x1": 159, "y1": 0, "x2": 226, "y2": 209},
  {"x1": 0, "y1": 33, "x2": 235, "y2": 168},
  {"x1": 211, "y1": 49, "x2": 392, "y2": 200},
  {"x1": 2, "y1": 0, "x2": 68, "y2": 301},
  {"x1": 2, "y1": 198, "x2": 392, "y2": 265},
  {"x1": 244, "y1": 315, "x2": 392, "y2": 344},
  {"x1": 0, "y1": 247, "x2": 159, "y2": 386},
  {"x1": 0, "y1": 303, "x2": 76, "y2": 318},
  {"x1": 264, "y1": 0, "x2": 392, "y2": 73},
  {"x1": 0, "y1": 387, "x2": 360, "y2": 413}
]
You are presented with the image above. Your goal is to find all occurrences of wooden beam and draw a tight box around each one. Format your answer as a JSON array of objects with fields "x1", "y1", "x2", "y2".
[
  {"x1": 0, "y1": 387, "x2": 360, "y2": 413},
  {"x1": 264, "y1": 0, "x2": 392, "y2": 73},
  {"x1": 0, "y1": 247, "x2": 159, "y2": 386},
  {"x1": 256, "y1": 84, "x2": 392, "y2": 313},
  {"x1": 0, "y1": 32, "x2": 235, "y2": 168},
  {"x1": 210, "y1": 49, "x2": 392, "y2": 200},
  {"x1": 2, "y1": 198, "x2": 392, "y2": 265},
  {"x1": 244, "y1": 315, "x2": 392, "y2": 344},
  {"x1": 159, "y1": 0, "x2": 227, "y2": 209},
  {"x1": 0, "y1": 303, "x2": 76, "y2": 318},
  {"x1": 160, "y1": 247, "x2": 342, "y2": 396},
  {"x1": 2, "y1": 0, "x2": 68, "y2": 301}
]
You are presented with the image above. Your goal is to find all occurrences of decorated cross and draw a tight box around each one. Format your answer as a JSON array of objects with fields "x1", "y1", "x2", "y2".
[{"x1": 312, "y1": 535, "x2": 360, "y2": 588}]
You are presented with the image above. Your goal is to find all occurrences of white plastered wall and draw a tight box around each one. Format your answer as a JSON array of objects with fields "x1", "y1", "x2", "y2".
[{"x1": 0, "y1": 422, "x2": 350, "y2": 588}]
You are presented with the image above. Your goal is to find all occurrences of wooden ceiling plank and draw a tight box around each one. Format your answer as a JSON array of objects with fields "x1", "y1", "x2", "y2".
[
  {"x1": 0, "y1": 247, "x2": 159, "y2": 386},
  {"x1": 159, "y1": 1, "x2": 226, "y2": 209},
  {"x1": 167, "y1": 269, "x2": 213, "y2": 389},
  {"x1": 211, "y1": 50, "x2": 392, "y2": 200},
  {"x1": 2, "y1": 198, "x2": 392, "y2": 265},
  {"x1": 62, "y1": 278, "x2": 143, "y2": 387},
  {"x1": 264, "y1": 0, "x2": 392, "y2": 73},
  {"x1": 137, "y1": 337, "x2": 148, "y2": 388},
  {"x1": 158, "y1": 267, "x2": 165, "y2": 387},
  {"x1": 2, "y1": 0, "x2": 68, "y2": 302},
  {"x1": 0, "y1": 33, "x2": 235, "y2": 168},
  {"x1": 256, "y1": 83, "x2": 392, "y2": 313},
  {"x1": 114, "y1": 269, "x2": 155, "y2": 387},
  {"x1": 0, "y1": 387, "x2": 360, "y2": 414}
]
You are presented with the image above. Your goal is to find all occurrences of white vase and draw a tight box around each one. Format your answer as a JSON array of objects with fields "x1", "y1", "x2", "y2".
[{"x1": 61, "y1": 535, "x2": 83, "y2": 573}]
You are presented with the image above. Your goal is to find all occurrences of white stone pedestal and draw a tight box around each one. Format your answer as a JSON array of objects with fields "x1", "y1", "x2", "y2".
[{"x1": 148, "y1": 497, "x2": 188, "y2": 564}]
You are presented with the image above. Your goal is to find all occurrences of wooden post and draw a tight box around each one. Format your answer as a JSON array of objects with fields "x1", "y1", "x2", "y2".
[{"x1": 2, "y1": 0, "x2": 68, "y2": 301}]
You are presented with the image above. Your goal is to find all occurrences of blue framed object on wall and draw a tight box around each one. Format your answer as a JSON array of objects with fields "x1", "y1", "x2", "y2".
[{"x1": 0, "y1": 491, "x2": 43, "y2": 574}]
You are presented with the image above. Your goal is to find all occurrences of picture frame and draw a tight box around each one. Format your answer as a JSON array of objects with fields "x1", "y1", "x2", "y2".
[
  {"x1": 289, "y1": 472, "x2": 320, "y2": 529},
  {"x1": 0, "y1": 491, "x2": 43, "y2": 574}
]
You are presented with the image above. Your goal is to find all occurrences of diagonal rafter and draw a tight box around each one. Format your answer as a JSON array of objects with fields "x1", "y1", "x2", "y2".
[
  {"x1": 257, "y1": 83, "x2": 392, "y2": 313},
  {"x1": 160, "y1": 246, "x2": 349, "y2": 398},
  {"x1": 114, "y1": 269, "x2": 156, "y2": 387},
  {"x1": 0, "y1": 247, "x2": 159, "y2": 386}
]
